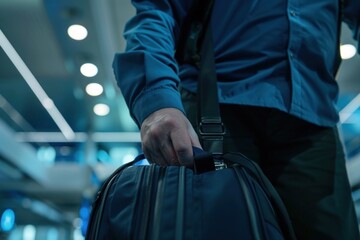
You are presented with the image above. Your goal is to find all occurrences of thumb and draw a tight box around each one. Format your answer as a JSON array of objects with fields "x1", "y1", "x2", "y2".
[{"x1": 189, "y1": 126, "x2": 202, "y2": 150}]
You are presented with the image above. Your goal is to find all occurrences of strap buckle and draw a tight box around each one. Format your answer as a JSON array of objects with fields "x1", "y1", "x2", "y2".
[
  {"x1": 198, "y1": 117, "x2": 226, "y2": 136},
  {"x1": 198, "y1": 117, "x2": 225, "y2": 155}
]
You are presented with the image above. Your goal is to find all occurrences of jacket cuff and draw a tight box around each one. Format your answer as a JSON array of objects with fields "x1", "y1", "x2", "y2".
[{"x1": 132, "y1": 87, "x2": 185, "y2": 127}]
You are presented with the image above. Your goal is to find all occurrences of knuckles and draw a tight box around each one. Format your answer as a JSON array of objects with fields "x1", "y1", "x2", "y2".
[
  {"x1": 140, "y1": 109, "x2": 193, "y2": 166},
  {"x1": 144, "y1": 114, "x2": 179, "y2": 139}
]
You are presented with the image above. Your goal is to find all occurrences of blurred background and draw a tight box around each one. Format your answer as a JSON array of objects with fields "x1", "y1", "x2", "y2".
[{"x1": 0, "y1": 0, "x2": 359, "y2": 239}]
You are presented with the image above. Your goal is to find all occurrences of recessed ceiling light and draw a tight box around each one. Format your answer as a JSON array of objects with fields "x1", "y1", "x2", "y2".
[
  {"x1": 340, "y1": 44, "x2": 357, "y2": 60},
  {"x1": 85, "y1": 83, "x2": 103, "y2": 96},
  {"x1": 37, "y1": 146, "x2": 56, "y2": 165},
  {"x1": 67, "y1": 24, "x2": 88, "y2": 41},
  {"x1": 93, "y1": 103, "x2": 110, "y2": 116},
  {"x1": 80, "y1": 63, "x2": 98, "y2": 77}
]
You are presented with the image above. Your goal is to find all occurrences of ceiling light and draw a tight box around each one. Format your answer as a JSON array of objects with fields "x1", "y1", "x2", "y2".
[
  {"x1": 80, "y1": 63, "x2": 98, "y2": 77},
  {"x1": 67, "y1": 24, "x2": 88, "y2": 41},
  {"x1": 41, "y1": 98, "x2": 54, "y2": 110},
  {"x1": 340, "y1": 44, "x2": 357, "y2": 60},
  {"x1": 86, "y1": 83, "x2": 103, "y2": 96},
  {"x1": 23, "y1": 225, "x2": 36, "y2": 240},
  {"x1": 15, "y1": 132, "x2": 141, "y2": 143},
  {"x1": 37, "y1": 146, "x2": 56, "y2": 165},
  {"x1": 0, "y1": 30, "x2": 75, "y2": 141},
  {"x1": 93, "y1": 103, "x2": 110, "y2": 116},
  {"x1": 339, "y1": 93, "x2": 360, "y2": 124}
]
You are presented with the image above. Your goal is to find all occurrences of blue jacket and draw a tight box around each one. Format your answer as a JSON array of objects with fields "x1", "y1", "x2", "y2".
[{"x1": 113, "y1": 0, "x2": 360, "y2": 127}]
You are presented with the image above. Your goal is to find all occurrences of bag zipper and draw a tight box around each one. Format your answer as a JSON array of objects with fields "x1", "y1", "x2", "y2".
[
  {"x1": 234, "y1": 167, "x2": 263, "y2": 240},
  {"x1": 138, "y1": 164, "x2": 157, "y2": 239},
  {"x1": 175, "y1": 166, "x2": 186, "y2": 240},
  {"x1": 151, "y1": 166, "x2": 166, "y2": 239}
]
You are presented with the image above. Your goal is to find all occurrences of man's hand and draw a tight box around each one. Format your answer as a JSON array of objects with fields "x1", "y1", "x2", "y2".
[{"x1": 141, "y1": 108, "x2": 202, "y2": 167}]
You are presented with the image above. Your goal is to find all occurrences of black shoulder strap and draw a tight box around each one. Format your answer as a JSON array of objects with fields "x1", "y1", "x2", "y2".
[
  {"x1": 175, "y1": 0, "x2": 224, "y2": 154},
  {"x1": 197, "y1": 20, "x2": 225, "y2": 155},
  {"x1": 175, "y1": 0, "x2": 214, "y2": 66},
  {"x1": 335, "y1": 0, "x2": 345, "y2": 76}
]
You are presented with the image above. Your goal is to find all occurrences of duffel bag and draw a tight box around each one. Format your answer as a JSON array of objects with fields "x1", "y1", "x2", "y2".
[{"x1": 86, "y1": 148, "x2": 296, "y2": 240}]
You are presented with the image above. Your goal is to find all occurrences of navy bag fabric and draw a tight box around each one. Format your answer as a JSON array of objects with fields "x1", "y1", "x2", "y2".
[{"x1": 86, "y1": 150, "x2": 296, "y2": 240}]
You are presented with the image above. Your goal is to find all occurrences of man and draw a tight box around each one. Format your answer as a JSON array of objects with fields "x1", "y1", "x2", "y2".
[{"x1": 113, "y1": 0, "x2": 360, "y2": 239}]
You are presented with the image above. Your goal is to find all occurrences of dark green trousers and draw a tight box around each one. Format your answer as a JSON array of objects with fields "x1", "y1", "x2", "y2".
[{"x1": 181, "y1": 88, "x2": 359, "y2": 240}]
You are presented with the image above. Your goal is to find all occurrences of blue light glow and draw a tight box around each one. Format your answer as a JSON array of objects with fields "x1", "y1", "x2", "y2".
[
  {"x1": 79, "y1": 207, "x2": 89, "y2": 219},
  {"x1": 1, "y1": 209, "x2": 15, "y2": 232}
]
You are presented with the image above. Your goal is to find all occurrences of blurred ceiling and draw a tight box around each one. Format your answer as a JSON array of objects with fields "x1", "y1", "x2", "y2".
[
  {"x1": 0, "y1": 0, "x2": 359, "y2": 234},
  {"x1": 0, "y1": 0, "x2": 140, "y2": 232}
]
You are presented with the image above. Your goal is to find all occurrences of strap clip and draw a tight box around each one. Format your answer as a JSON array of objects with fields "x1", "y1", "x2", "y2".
[
  {"x1": 198, "y1": 117, "x2": 226, "y2": 136},
  {"x1": 198, "y1": 117, "x2": 225, "y2": 155}
]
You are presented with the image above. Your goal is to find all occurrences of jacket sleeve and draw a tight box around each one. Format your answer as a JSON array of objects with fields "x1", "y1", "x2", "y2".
[
  {"x1": 113, "y1": 0, "x2": 189, "y2": 127},
  {"x1": 342, "y1": 0, "x2": 360, "y2": 52}
]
